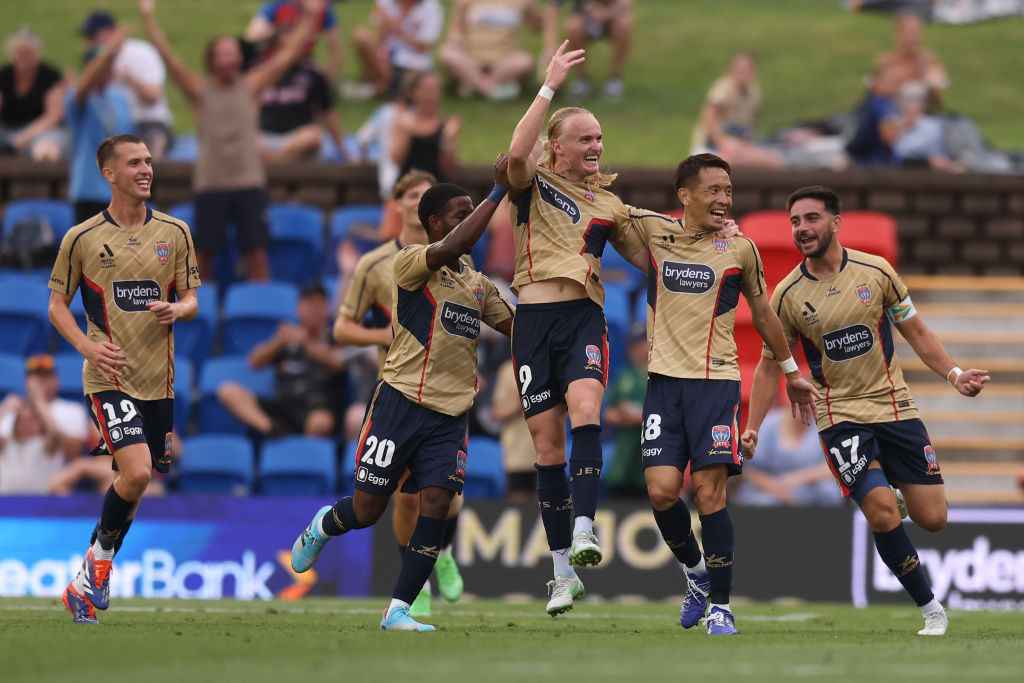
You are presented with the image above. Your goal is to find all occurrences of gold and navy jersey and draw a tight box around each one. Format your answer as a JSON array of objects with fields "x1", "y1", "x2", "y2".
[
  {"x1": 339, "y1": 239, "x2": 400, "y2": 372},
  {"x1": 766, "y1": 248, "x2": 919, "y2": 430},
  {"x1": 382, "y1": 245, "x2": 514, "y2": 416},
  {"x1": 510, "y1": 165, "x2": 642, "y2": 307},
  {"x1": 631, "y1": 209, "x2": 766, "y2": 380},
  {"x1": 49, "y1": 208, "x2": 201, "y2": 400}
]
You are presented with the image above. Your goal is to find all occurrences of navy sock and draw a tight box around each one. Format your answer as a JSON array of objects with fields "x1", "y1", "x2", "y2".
[
  {"x1": 441, "y1": 513, "x2": 459, "y2": 550},
  {"x1": 699, "y1": 508, "x2": 735, "y2": 605},
  {"x1": 653, "y1": 499, "x2": 702, "y2": 568},
  {"x1": 873, "y1": 525, "x2": 934, "y2": 607},
  {"x1": 97, "y1": 487, "x2": 134, "y2": 550},
  {"x1": 321, "y1": 497, "x2": 368, "y2": 536},
  {"x1": 536, "y1": 463, "x2": 573, "y2": 551},
  {"x1": 114, "y1": 518, "x2": 134, "y2": 555},
  {"x1": 569, "y1": 424, "x2": 602, "y2": 520},
  {"x1": 393, "y1": 516, "x2": 447, "y2": 604}
]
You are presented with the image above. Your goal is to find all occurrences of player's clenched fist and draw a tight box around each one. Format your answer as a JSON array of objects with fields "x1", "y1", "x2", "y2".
[
  {"x1": 740, "y1": 429, "x2": 758, "y2": 460},
  {"x1": 147, "y1": 300, "x2": 181, "y2": 325},
  {"x1": 954, "y1": 368, "x2": 989, "y2": 397},
  {"x1": 543, "y1": 40, "x2": 586, "y2": 91},
  {"x1": 84, "y1": 340, "x2": 126, "y2": 382}
]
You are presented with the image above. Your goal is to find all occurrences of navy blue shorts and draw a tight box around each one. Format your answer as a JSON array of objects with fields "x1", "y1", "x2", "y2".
[
  {"x1": 89, "y1": 391, "x2": 174, "y2": 473},
  {"x1": 819, "y1": 418, "x2": 943, "y2": 497},
  {"x1": 512, "y1": 298, "x2": 608, "y2": 418},
  {"x1": 352, "y1": 382, "x2": 468, "y2": 496},
  {"x1": 640, "y1": 375, "x2": 742, "y2": 476}
]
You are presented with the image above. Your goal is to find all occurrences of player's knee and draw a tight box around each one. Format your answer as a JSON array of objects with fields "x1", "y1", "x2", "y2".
[
  {"x1": 863, "y1": 501, "x2": 901, "y2": 533},
  {"x1": 419, "y1": 487, "x2": 453, "y2": 519},
  {"x1": 120, "y1": 465, "x2": 152, "y2": 497},
  {"x1": 914, "y1": 506, "x2": 948, "y2": 533},
  {"x1": 645, "y1": 480, "x2": 678, "y2": 511},
  {"x1": 692, "y1": 478, "x2": 727, "y2": 514},
  {"x1": 569, "y1": 397, "x2": 602, "y2": 425}
]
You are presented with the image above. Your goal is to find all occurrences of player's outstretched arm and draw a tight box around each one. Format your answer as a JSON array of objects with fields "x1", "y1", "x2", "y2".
[
  {"x1": 246, "y1": 0, "x2": 327, "y2": 96},
  {"x1": 507, "y1": 40, "x2": 584, "y2": 189},
  {"x1": 333, "y1": 315, "x2": 392, "y2": 348},
  {"x1": 75, "y1": 28, "x2": 125, "y2": 106},
  {"x1": 139, "y1": 0, "x2": 204, "y2": 106},
  {"x1": 748, "y1": 293, "x2": 818, "y2": 424},
  {"x1": 896, "y1": 315, "x2": 990, "y2": 397},
  {"x1": 741, "y1": 356, "x2": 782, "y2": 460},
  {"x1": 48, "y1": 290, "x2": 126, "y2": 383}
]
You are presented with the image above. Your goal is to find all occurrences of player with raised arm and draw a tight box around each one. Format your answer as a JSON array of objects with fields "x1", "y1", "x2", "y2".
[
  {"x1": 335, "y1": 170, "x2": 467, "y2": 617},
  {"x1": 290, "y1": 158, "x2": 514, "y2": 632},
  {"x1": 743, "y1": 185, "x2": 989, "y2": 637},
  {"x1": 505, "y1": 41, "x2": 657, "y2": 615},
  {"x1": 628, "y1": 154, "x2": 818, "y2": 635},
  {"x1": 49, "y1": 134, "x2": 200, "y2": 624}
]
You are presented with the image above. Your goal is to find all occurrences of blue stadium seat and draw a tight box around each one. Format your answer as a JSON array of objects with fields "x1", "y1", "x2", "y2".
[
  {"x1": 2, "y1": 199, "x2": 74, "y2": 242},
  {"x1": 0, "y1": 277, "x2": 51, "y2": 354},
  {"x1": 633, "y1": 294, "x2": 649, "y2": 326},
  {"x1": 0, "y1": 353, "x2": 25, "y2": 398},
  {"x1": 339, "y1": 439, "x2": 358, "y2": 496},
  {"x1": 174, "y1": 284, "x2": 218, "y2": 368},
  {"x1": 197, "y1": 356, "x2": 275, "y2": 434},
  {"x1": 464, "y1": 437, "x2": 505, "y2": 498},
  {"x1": 54, "y1": 353, "x2": 84, "y2": 401},
  {"x1": 259, "y1": 436, "x2": 337, "y2": 495},
  {"x1": 174, "y1": 357, "x2": 194, "y2": 436},
  {"x1": 604, "y1": 283, "x2": 631, "y2": 330},
  {"x1": 167, "y1": 202, "x2": 194, "y2": 229},
  {"x1": 327, "y1": 205, "x2": 383, "y2": 272},
  {"x1": 268, "y1": 203, "x2": 324, "y2": 285},
  {"x1": 221, "y1": 282, "x2": 298, "y2": 355},
  {"x1": 177, "y1": 435, "x2": 254, "y2": 494}
]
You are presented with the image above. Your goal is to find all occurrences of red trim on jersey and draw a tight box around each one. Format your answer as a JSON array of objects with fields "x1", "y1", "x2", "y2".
[
  {"x1": 416, "y1": 286, "x2": 438, "y2": 402},
  {"x1": 91, "y1": 396, "x2": 115, "y2": 455},
  {"x1": 824, "y1": 385, "x2": 834, "y2": 427},
  {"x1": 166, "y1": 281, "x2": 176, "y2": 397},
  {"x1": 525, "y1": 218, "x2": 535, "y2": 282},
  {"x1": 820, "y1": 436, "x2": 851, "y2": 497},
  {"x1": 877, "y1": 318, "x2": 899, "y2": 420},
  {"x1": 647, "y1": 250, "x2": 658, "y2": 326},
  {"x1": 353, "y1": 385, "x2": 382, "y2": 476},
  {"x1": 705, "y1": 267, "x2": 742, "y2": 379},
  {"x1": 601, "y1": 329, "x2": 609, "y2": 386},
  {"x1": 82, "y1": 275, "x2": 120, "y2": 391},
  {"x1": 731, "y1": 404, "x2": 741, "y2": 466}
]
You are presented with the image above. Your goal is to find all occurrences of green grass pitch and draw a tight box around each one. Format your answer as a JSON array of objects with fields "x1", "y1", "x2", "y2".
[{"x1": 3, "y1": 598, "x2": 1023, "y2": 682}]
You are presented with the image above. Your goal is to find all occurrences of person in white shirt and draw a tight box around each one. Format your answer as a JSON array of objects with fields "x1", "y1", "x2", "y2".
[{"x1": 351, "y1": 0, "x2": 444, "y2": 99}]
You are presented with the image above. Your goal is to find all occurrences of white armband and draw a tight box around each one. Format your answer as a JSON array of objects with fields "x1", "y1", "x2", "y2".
[
  {"x1": 537, "y1": 85, "x2": 555, "y2": 101},
  {"x1": 886, "y1": 296, "x2": 917, "y2": 324},
  {"x1": 778, "y1": 357, "x2": 798, "y2": 374},
  {"x1": 946, "y1": 366, "x2": 962, "y2": 385}
]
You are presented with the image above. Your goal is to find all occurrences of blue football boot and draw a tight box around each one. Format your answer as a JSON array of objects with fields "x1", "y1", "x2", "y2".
[
  {"x1": 291, "y1": 506, "x2": 332, "y2": 573},
  {"x1": 62, "y1": 582, "x2": 98, "y2": 625},
  {"x1": 679, "y1": 571, "x2": 711, "y2": 629},
  {"x1": 705, "y1": 605, "x2": 738, "y2": 636},
  {"x1": 380, "y1": 604, "x2": 436, "y2": 632}
]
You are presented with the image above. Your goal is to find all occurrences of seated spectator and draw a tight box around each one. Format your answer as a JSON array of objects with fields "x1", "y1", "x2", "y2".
[
  {"x1": 564, "y1": 0, "x2": 633, "y2": 99},
  {"x1": 390, "y1": 71, "x2": 460, "y2": 184},
  {"x1": 258, "y1": 56, "x2": 342, "y2": 163},
  {"x1": 875, "y1": 12, "x2": 948, "y2": 107},
  {"x1": 845, "y1": 65, "x2": 900, "y2": 165},
  {"x1": 603, "y1": 325, "x2": 646, "y2": 497},
  {"x1": 350, "y1": 0, "x2": 445, "y2": 99},
  {"x1": 440, "y1": 0, "x2": 557, "y2": 100},
  {"x1": 65, "y1": 30, "x2": 134, "y2": 224},
  {"x1": 691, "y1": 52, "x2": 783, "y2": 168},
  {"x1": 735, "y1": 405, "x2": 841, "y2": 507},
  {"x1": 217, "y1": 284, "x2": 345, "y2": 438},
  {"x1": 0, "y1": 28, "x2": 66, "y2": 161},
  {"x1": 0, "y1": 355, "x2": 92, "y2": 494},
  {"x1": 888, "y1": 80, "x2": 963, "y2": 172},
  {"x1": 244, "y1": 0, "x2": 343, "y2": 82},
  {"x1": 490, "y1": 358, "x2": 536, "y2": 503},
  {"x1": 81, "y1": 10, "x2": 174, "y2": 159}
]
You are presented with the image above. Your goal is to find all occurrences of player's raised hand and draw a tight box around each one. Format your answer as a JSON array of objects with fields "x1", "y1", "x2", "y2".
[
  {"x1": 138, "y1": 0, "x2": 155, "y2": 16},
  {"x1": 954, "y1": 368, "x2": 990, "y2": 397},
  {"x1": 716, "y1": 218, "x2": 742, "y2": 238},
  {"x1": 494, "y1": 153, "x2": 511, "y2": 187},
  {"x1": 740, "y1": 429, "x2": 758, "y2": 460},
  {"x1": 85, "y1": 340, "x2": 126, "y2": 382},
  {"x1": 785, "y1": 375, "x2": 820, "y2": 426},
  {"x1": 544, "y1": 40, "x2": 586, "y2": 91}
]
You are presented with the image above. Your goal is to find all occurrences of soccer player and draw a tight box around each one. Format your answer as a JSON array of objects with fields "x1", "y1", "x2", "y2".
[
  {"x1": 48, "y1": 133, "x2": 200, "y2": 624},
  {"x1": 627, "y1": 154, "x2": 818, "y2": 636},
  {"x1": 290, "y1": 163, "x2": 514, "y2": 632},
  {"x1": 335, "y1": 170, "x2": 466, "y2": 616},
  {"x1": 506, "y1": 41, "x2": 655, "y2": 614},
  {"x1": 743, "y1": 185, "x2": 990, "y2": 636}
]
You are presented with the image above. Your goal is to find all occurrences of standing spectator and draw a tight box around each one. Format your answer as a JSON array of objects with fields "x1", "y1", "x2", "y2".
[
  {"x1": 64, "y1": 31, "x2": 134, "y2": 224},
  {"x1": 0, "y1": 28, "x2": 66, "y2": 161},
  {"x1": 139, "y1": 0, "x2": 325, "y2": 282},
  {"x1": 390, "y1": 71, "x2": 460, "y2": 183},
  {"x1": 258, "y1": 57, "x2": 342, "y2": 163},
  {"x1": 440, "y1": 0, "x2": 558, "y2": 100},
  {"x1": 875, "y1": 12, "x2": 948, "y2": 106},
  {"x1": 564, "y1": 0, "x2": 633, "y2": 99},
  {"x1": 603, "y1": 325, "x2": 647, "y2": 498},
  {"x1": 350, "y1": 0, "x2": 444, "y2": 99},
  {"x1": 217, "y1": 284, "x2": 345, "y2": 438},
  {"x1": 80, "y1": 10, "x2": 175, "y2": 159},
  {"x1": 490, "y1": 358, "x2": 536, "y2": 503},
  {"x1": 735, "y1": 405, "x2": 841, "y2": 507},
  {"x1": 0, "y1": 355, "x2": 91, "y2": 494},
  {"x1": 244, "y1": 0, "x2": 344, "y2": 82},
  {"x1": 690, "y1": 52, "x2": 783, "y2": 168}
]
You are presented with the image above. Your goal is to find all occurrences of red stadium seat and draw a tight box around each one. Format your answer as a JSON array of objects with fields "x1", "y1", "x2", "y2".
[
  {"x1": 739, "y1": 211, "x2": 800, "y2": 292},
  {"x1": 838, "y1": 211, "x2": 898, "y2": 264}
]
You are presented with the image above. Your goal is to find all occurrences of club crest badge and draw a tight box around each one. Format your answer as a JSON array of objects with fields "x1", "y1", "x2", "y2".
[
  {"x1": 713, "y1": 238, "x2": 729, "y2": 254},
  {"x1": 585, "y1": 344, "x2": 602, "y2": 370},
  {"x1": 711, "y1": 424, "x2": 732, "y2": 449},
  {"x1": 924, "y1": 444, "x2": 940, "y2": 474},
  {"x1": 155, "y1": 241, "x2": 172, "y2": 265},
  {"x1": 856, "y1": 284, "x2": 872, "y2": 305}
]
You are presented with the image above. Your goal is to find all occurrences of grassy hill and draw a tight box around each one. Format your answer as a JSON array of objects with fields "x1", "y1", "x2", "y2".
[{"x1": 6, "y1": 0, "x2": 1022, "y2": 165}]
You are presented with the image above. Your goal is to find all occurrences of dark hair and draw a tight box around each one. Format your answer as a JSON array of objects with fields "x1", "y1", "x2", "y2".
[
  {"x1": 787, "y1": 185, "x2": 841, "y2": 215},
  {"x1": 204, "y1": 35, "x2": 238, "y2": 73},
  {"x1": 96, "y1": 134, "x2": 146, "y2": 171},
  {"x1": 299, "y1": 283, "x2": 328, "y2": 299},
  {"x1": 673, "y1": 153, "x2": 732, "y2": 190},
  {"x1": 418, "y1": 183, "x2": 471, "y2": 232}
]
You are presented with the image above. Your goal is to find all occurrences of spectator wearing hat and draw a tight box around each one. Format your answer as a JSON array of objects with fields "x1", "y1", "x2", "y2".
[
  {"x1": 244, "y1": 0, "x2": 344, "y2": 83},
  {"x1": 0, "y1": 355, "x2": 92, "y2": 494},
  {"x1": 603, "y1": 324, "x2": 648, "y2": 497},
  {"x1": 0, "y1": 28, "x2": 67, "y2": 161},
  {"x1": 81, "y1": 9, "x2": 174, "y2": 159}
]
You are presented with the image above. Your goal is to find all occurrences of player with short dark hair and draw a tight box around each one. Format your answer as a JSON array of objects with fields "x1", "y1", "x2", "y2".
[
  {"x1": 743, "y1": 185, "x2": 990, "y2": 637},
  {"x1": 628, "y1": 153, "x2": 818, "y2": 636},
  {"x1": 49, "y1": 133, "x2": 200, "y2": 624},
  {"x1": 290, "y1": 159, "x2": 514, "y2": 632}
]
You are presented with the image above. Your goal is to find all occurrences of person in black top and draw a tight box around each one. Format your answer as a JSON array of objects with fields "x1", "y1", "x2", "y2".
[
  {"x1": 0, "y1": 28, "x2": 66, "y2": 160},
  {"x1": 389, "y1": 71, "x2": 460, "y2": 182},
  {"x1": 258, "y1": 53, "x2": 344, "y2": 163}
]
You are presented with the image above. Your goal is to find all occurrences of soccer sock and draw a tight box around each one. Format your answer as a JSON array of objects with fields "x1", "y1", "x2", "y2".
[
  {"x1": 96, "y1": 486, "x2": 134, "y2": 552},
  {"x1": 551, "y1": 549, "x2": 574, "y2": 579},
  {"x1": 699, "y1": 508, "x2": 735, "y2": 605},
  {"x1": 392, "y1": 515, "x2": 447, "y2": 604},
  {"x1": 441, "y1": 513, "x2": 459, "y2": 550},
  {"x1": 873, "y1": 525, "x2": 934, "y2": 607},
  {"x1": 320, "y1": 497, "x2": 367, "y2": 536},
  {"x1": 569, "y1": 424, "x2": 602, "y2": 525},
  {"x1": 653, "y1": 499, "x2": 703, "y2": 570},
  {"x1": 536, "y1": 463, "x2": 573, "y2": 554},
  {"x1": 114, "y1": 518, "x2": 134, "y2": 555}
]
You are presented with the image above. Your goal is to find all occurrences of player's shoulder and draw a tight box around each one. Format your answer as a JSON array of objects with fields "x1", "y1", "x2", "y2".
[
  {"x1": 772, "y1": 265, "x2": 810, "y2": 305},
  {"x1": 150, "y1": 209, "x2": 192, "y2": 234},
  {"x1": 627, "y1": 206, "x2": 679, "y2": 231},
  {"x1": 358, "y1": 239, "x2": 401, "y2": 270},
  {"x1": 845, "y1": 248, "x2": 899, "y2": 281}
]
